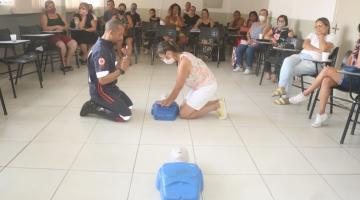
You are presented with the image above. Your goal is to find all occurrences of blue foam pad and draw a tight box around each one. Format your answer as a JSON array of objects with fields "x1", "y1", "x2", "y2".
[
  {"x1": 156, "y1": 162, "x2": 204, "y2": 200},
  {"x1": 151, "y1": 102, "x2": 179, "y2": 121}
]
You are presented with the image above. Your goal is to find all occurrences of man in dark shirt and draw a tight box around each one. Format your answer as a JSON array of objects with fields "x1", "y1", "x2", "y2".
[
  {"x1": 103, "y1": 0, "x2": 117, "y2": 22},
  {"x1": 127, "y1": 3, "x2": 141, "y2": 27},
  {"x1": 183, "y1": 6, "x2": 199, "y2": 28},
  {"x1": 80, "y1": 19, "x2": 133, "y2": 122}
]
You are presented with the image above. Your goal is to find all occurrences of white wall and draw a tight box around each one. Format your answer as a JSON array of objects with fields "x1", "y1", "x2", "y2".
[
  {"x1": 113, "y1": 0, "x2": 269, "y2": 18},
  {"x1": 268, "y1": 0, "x2": 336, "y2": 21}
]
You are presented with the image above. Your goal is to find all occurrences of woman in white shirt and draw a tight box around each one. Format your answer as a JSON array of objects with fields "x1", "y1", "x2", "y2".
[{"x1": 272, "y1": 17, "x2": 335, "y2": 105}]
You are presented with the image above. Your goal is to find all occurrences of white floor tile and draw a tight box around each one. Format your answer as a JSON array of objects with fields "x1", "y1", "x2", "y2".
[
  {"x1": 88, "y1": 123, "x2": 141, "y2": 144},
  {"x1": 10, "y1": 142, "x2": 83, "y2": 169},
  {"x1": 237, "y1": 127, "x2": 292, "y2": 147},
  {"x1": 0, "y1": 121, "x2": 45, "y2": 141},
  {"x1": 0, "y1": 168, "x2": 65, "y2": 200},
  {"x1": 190, "y1": 124, "x2": 243, "y2": 146},
  {"x1": 281, "y1": 127, "x2": 339, "y2": 147},
  {"x1": 248, "y1": 147, "x2": 316, "y2": 174},
  {"x1": 72, "y1": 143, "x2": 137, "y2": 172},
  {"x1": 263, "y1": 175, "x2": 341, "y2": 200},
  {"x1": 0, "y1": 141, "x2": 27, "y2": 166},
  {"x1": 300, "y1": 148, "x2": 360, "y2": 174},
  {"x1": 323, "y1": 175, "x2": 360, "y2": 200},
  {"x1": 53, "y1": 171, "x2": 131, "y2": 200},
  {"x1": 141, "y1": 123, "x2": 192, "y2": 145},
  {"x1": 194, "y1": 146, "x2": 258, "y2": 174},
  {"x1": 128, "y1": 173, "x2": 160, "y2": 200},
  {"x1": 35, "y1": 121, "x2": 95, "y2": 143},
  {"x1": 203, "y1": 175, "x2": 273, "y2": 200}
]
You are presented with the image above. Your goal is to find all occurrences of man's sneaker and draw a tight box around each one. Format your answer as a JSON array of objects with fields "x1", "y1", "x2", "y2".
[
  {"x1": 289, "y1": 93, "x2": 308, "y2": 104},
  {"x1": 216, "y1": 98, "x2": 228, "y2": 120},
  {"x1": 80, "y1": 100, "x2": 97, "y2": 117},
  {"x1": 233, "y1": 66, "x2": 241, "y2": 72},
  {"x1": 311, "y1": 113, "x2": 329, "y2": 128},
  {"x1": 243, "y1": 68, "x2": 252, "y2": 75}
]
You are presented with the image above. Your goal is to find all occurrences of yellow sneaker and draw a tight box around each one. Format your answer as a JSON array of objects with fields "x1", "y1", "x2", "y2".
[{"x1": 216, "y1": 98, "x2": 228, "y2": 120}]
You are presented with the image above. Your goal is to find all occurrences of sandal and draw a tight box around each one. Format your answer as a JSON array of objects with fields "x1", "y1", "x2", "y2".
[
  {"x1": 80, "y1": 58, "x2": 87, "y2": 65},
  {"x1": 61, "y1": 66, "x2": 73, "y2": 72},
  {"x1": 274, "y1": 97, "x2": 290, "y2": 105},
  {"x1": 272, "y1": 87, "x2": 286, "y2": 97}
]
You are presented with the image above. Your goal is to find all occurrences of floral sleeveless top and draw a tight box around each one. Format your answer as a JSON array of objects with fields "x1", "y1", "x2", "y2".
[{"x1": 180, "y1": 52, "x2": 216, "y2": 90}]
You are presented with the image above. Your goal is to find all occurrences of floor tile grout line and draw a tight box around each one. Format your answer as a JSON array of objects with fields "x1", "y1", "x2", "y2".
[
  {"x1": 236, "y1": 70, "x2": 345, "y2": 200},
  {"x1": 125, "y1": 63, "x2": 156, "y2": 200},
  {"x1": 226, "y1": 69, "x2": 276, "y2": 200},
  {"x1": 49, "y1": 118, "x2": 99, "y2": 200},
  {"x1": 0, "y1": 84, "x2": 89, "y2": 174}
]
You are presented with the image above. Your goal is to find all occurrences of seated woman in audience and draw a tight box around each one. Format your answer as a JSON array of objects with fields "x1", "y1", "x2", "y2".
[
  {"x1": 113, "y1": 3, "x2": 134, "y2": 61},
  {"x1": 183, "y1": 6, "x2": 200, "y2": 28},
  {"x1": 40, "y1": 0, "x2": 77, "y2": 71},
  {"x1": 149, "y1": 8, "x2": 160, "y2": 23},
  {"x1": 233, "y1": 9, "x2": 271, "y2": 74},
  {"x1": 70, "y1": 2, "x2": 98, "y2": 64},
  {"x1": 263, "y1": 15, "x2": 295, "y2": 82},
  {"x1": 157, "y1": 40, "x2": 227, "y2": 120},
  {"x1": 228, "y1": 10, "x2": 245, "y2": 33},
  {"x1": 288, "y1": 24, "x2": 360, "y2": 127},
  {"x1": 272, "y1": 17, "x2": 335, "y2": 105},
  {"x1": 194, "y1": 9, "x2": 215, "y2": 29},
  {"x1": 240, "y1": 11, "x2": 258, "y2": 34},
  {"x1": 165, "y1": 3, "x2": 187, "y2": 46}
]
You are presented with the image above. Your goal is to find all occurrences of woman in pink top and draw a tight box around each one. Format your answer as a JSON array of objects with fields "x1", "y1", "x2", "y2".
[{"x1": 157, "y1": 41, "x2": 227, "y2": 119}]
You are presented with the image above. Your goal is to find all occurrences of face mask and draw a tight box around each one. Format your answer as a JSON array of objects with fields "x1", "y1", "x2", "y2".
[
  {"x1": 162, "y1": 57, "x2": 176, "y2": 65},
  {"x1": 259, "y1": 15, "x2": 266, "y2": 22},
  {"x1": 47, "y1": 8, "x2": 56, "y2": 14}
]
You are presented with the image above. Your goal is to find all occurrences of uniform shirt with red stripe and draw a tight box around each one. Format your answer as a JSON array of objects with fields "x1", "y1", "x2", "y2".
[{"x1": 88, "y1": 38, "x2": 117, "y2": 98}]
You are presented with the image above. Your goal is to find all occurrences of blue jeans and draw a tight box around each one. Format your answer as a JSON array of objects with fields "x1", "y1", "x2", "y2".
[
  {"x1": 235, "y1": 44, "x2": 260, "y2": 69},
  {"x1": 278, "y1": 53, "x2": 318, "y2": 95}
]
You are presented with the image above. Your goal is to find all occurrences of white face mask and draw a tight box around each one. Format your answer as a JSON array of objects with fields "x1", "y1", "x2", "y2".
[
  {"x1": 259, "y1": 15, "x2": 266, "y2": 22},
  {"x1": 162, "y1": 57, "x2": 176, "y2": 65}
]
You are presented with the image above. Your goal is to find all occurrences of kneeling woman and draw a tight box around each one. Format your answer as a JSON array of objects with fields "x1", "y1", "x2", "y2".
[{"x1": 157, "y1": 41, "x2": 227, "y2": 119}]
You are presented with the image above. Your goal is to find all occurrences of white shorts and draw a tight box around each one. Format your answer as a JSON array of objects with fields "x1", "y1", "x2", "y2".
[{"x1": 185, "y1": 83, "x2": 217, "y2": 110}]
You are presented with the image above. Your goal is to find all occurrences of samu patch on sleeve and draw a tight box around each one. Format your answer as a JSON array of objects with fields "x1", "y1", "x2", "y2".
[{"x1": 98, "y1": 57, "x2": 106, "y2": 68}]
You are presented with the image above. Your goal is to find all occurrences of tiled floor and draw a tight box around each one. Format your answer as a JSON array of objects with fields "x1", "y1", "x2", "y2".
[{"x1": 0, "y1": 55, "x2": 360, "y2": 200}]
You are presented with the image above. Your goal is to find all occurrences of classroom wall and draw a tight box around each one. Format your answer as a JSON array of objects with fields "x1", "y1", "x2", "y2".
[{"x1": 268, "y1": 0, "x2": 337, "y2": 38}]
